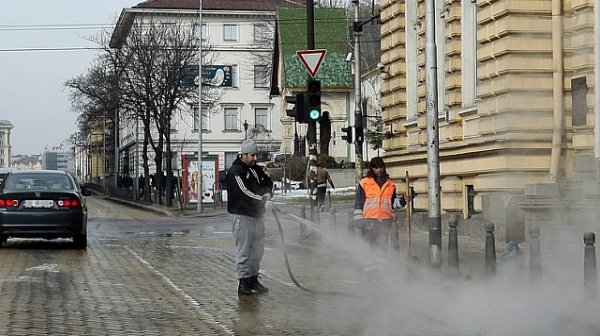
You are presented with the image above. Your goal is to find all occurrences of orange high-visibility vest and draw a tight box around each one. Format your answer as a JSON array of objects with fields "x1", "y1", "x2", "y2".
[{"x1": 360, "y1": 177, "x2": 395, "y2": 221}]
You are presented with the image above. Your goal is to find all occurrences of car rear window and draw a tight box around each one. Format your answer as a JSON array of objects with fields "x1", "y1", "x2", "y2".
[{"x1": 4, "y1": 174, "x2": 73, "y2": 191}]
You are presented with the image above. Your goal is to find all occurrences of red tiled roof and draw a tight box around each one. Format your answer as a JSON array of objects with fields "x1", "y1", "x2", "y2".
[{"x1": 133, "y1": 0, "x2": 305, "y2": 11}]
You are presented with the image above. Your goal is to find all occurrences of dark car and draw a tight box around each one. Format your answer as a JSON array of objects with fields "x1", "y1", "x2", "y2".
[
  {"x1": 0, "y1": 170, "x2": 91, "y2": 248},
  {"x1": 218, "y1": 169, "x2": 228, "y2": 190}
]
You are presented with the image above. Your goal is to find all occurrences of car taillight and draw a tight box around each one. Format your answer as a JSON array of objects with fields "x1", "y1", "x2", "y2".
[
  {"x1": 0, "y1": 199, "x2": 19, "y2": 207},
  {"x1": 57, "y1": 200, "x2": 79, "y2": 207}
]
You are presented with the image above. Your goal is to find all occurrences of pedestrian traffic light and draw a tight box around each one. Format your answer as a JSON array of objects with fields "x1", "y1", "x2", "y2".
[
  {"x1": 341, "y1": 126, "x2": 353, "y2": 144},
  {"x1": 306, "y1": 80, "x2": 321, "y2": 121},
  {"x1": 355, "y1": 127, "x2": 364, "y2": 143}
]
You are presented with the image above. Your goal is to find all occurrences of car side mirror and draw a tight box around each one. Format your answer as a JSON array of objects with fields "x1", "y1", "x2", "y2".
[{"x1": 82, "y1": 189, "x2": 92, "y2": 197}]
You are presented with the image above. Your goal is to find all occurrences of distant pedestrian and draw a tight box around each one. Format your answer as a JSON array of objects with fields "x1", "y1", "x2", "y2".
[
  {"x1": 138, "y1": 174, "x2": 145, "y2": 198},
  {"x1": 226, "y1": 139, "x2": 273, "y2": 295},
  {"x1": 316, "y1": 164, "x2": 335, "y2": 211}
]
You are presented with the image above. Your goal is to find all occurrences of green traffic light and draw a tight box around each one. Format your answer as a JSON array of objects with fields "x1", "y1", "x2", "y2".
[{"x1": 309, "y1": 109, "x2": 320, "y2": 120}]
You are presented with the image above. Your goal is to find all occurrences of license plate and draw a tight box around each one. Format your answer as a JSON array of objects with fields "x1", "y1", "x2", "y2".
[{"x1": 23, "y1": 200, "x2": 54, "y2": 208}]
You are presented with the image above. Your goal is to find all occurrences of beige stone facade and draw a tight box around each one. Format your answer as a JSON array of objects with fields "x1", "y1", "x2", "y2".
[
  {"x1": 379, "y1": 0, "x2": 597, "y2": 239},
  {"x1": 0, "y1": 121, "x2": 13, "y2": 168}
]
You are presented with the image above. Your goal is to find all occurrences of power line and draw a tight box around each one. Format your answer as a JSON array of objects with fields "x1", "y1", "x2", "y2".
[
  {"x1": 0, "y1": 47, "x2": 101, "y2": 52},
  {"x1": 0, "y1": 23, "x2": 114, "y2": 31}
]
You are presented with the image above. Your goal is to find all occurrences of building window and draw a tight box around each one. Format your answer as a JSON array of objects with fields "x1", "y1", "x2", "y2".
[
  {"x1": 192, "y1": 106, "x2": 209, "y2": 131},
  {"x1": 170, "y1": 113, "x2": 179, "y2": 132},
  {"x1": 254, "y1": 24, "x2": 268, "y2": 42},
  {"x1": 231, "y1": 65, "x2": 239, "y2": 88},
  {"x1": 224, "y1": 108, "x2": 238, "y2": 131},
  {"x1": 223, "y1": 24, "x2": 237, "y2": 41},
  {"x1": 255, "y1": 108, "x2": 268, "y2": 129},
  {"x1": 162, "y1": 23, "x2": 176, "y2": 37},
  {"x1": 254, "y1": 65, "x2": 269, "y2": 88},
  {"x1": 225, "y1": 152, "x2": 237, "y2": 169},
  {"x1": 194, "y1": 23, "x2": 208, "y2": 40}
]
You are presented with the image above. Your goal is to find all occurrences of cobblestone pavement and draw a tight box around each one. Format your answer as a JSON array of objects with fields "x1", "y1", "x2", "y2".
[{"x1": 0, "y1": 196, "x2": 597, "y2": 335}]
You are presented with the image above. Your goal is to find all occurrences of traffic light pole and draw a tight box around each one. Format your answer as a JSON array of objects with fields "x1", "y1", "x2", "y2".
[
  {"x1": 306, "y1": 0, "x2": 319, "y2": 225},
  {"x1": 352, "y1": 0, "x2": 363, "y2": 183}
]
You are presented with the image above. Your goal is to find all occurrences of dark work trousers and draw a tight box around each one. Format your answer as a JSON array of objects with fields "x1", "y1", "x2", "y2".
[
  {"x1": 317, "y1": 186, "x2": 327, "y2": 207},
  {"x1": 230, "y1": 214, "x2": 265, "y2": 279},
  {"x1": 361, "y1": 219, "x2": 392, "y2": 253}
]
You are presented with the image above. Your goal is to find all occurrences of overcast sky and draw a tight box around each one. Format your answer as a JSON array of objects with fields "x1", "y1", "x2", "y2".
[{"x1": 0, "y1": 0, "x2": 138, "y2": 155}]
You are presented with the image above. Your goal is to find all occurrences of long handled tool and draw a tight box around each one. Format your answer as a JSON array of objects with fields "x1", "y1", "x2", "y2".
[{"x1": 406, "y1": 171, "x2": 412, "y2": 253}]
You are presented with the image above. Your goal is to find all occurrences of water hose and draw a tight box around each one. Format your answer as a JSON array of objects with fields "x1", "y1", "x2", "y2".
[{"x1": 270, "y1": 204, "x2": 354, "y2": 297}]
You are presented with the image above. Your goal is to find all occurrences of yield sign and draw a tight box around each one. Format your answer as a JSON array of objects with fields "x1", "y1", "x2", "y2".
[{"x1": 296, "y1": 49, "x2": 327, "y2": 78}]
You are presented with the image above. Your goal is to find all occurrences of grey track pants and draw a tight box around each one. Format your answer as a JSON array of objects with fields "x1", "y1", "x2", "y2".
[{"x1": 230, "y1": 214, "x2": 265, "y2": 279}]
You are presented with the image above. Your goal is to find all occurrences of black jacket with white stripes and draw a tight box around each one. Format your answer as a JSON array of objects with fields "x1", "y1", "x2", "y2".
[{"x1": 226, "y1": 156, "x2": 274, "y2": 218}]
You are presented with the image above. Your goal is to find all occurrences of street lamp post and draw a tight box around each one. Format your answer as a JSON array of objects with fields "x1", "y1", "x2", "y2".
[{"x1": 197, "y1": 0, "x2": 204, "y2": 214}]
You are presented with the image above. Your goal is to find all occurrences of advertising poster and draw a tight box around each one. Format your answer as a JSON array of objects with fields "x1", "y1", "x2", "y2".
[
  {"x1": 186, "y1": 158, "x2": 216, "y2": 204},
  {"x1": 186, "y1": 160, "x2": 199, "y2": 203},
  {"x1": 200, "y1": 160, "x2": 216, "y2": 203}
]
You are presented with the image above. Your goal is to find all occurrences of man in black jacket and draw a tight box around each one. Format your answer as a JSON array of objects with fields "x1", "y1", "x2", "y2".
[{"x1": 226, "y1": 139, "x2": 273, "y2": 295}]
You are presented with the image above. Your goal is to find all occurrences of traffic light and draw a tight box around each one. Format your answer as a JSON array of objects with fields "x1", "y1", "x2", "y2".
[
  {"x1": 285, "y1": 93, "x2": 308, "y2": 123},
  {"x1": 306, "y1": 80, "x2": 321, "y2": 121},
  {"x1": 285, "y1": 95, "x2": 297, "y2": 119},
  {"x1": 355, "y1": 127, "x2": 364, "y2": 143},
  {"x1": 341, "y1": 126, "x2": 353, "y2": 144}
]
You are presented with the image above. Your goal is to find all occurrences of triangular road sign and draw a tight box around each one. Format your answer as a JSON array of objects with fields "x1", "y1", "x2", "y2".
[{"x1": 296, "y1": 49, "x2": 327, "y2": 78}]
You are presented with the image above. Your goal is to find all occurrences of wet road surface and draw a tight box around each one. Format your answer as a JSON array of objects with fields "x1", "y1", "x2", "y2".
[{"x1": 0, "y1": 195, "x2": 597, "y2": 335}]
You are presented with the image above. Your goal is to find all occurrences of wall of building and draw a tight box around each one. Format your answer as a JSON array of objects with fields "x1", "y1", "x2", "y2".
[{"x1": 379, "y1": 0, "x2": 598, "y2": 240}]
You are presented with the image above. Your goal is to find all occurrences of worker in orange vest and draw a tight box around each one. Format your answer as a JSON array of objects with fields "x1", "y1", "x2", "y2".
[{"x1": 354, "y1": 157, "x2": 411, "y2": 251}]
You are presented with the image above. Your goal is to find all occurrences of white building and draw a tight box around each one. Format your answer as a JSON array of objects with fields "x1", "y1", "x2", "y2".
[
  {"x1": 42, "y1": 149, "x2": 76, "y2": 174},
  {"x1": 111, "y1": 0, "x2": 303, "y2": 176}
]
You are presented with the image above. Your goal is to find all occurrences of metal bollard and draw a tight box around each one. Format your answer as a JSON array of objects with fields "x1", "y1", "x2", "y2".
[
  {"x1": 448, "y1": 216, "x2": 459, "y2": 272},
  {"x1": 529, "y1": 227, "x2": 542, "y2": 286},
  {"x1": 485, "y1": 223, "x2": 497, "y2": 279},
  {"x1": 299, "y1": 205, "x2": 307, "y2": 241},
  {"x1": 329, "y1": 207, "x2": 336, "y2": 230},
  {"x1": 583, "y1": 232, "x2": 599, "y2": 302},
  {"x1": 348, "y1": 210, "x2": 354, "y2": 235}
]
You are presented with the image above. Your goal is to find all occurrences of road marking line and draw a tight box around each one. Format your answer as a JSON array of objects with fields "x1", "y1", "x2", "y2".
[{"x1": 124, "y1": 245, "x2": 236, "y2": 335}]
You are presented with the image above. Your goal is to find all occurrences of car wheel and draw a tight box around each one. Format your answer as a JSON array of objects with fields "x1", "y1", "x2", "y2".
[{"x1": 73, "y1": 234, "x2": 87, "y2": 249}]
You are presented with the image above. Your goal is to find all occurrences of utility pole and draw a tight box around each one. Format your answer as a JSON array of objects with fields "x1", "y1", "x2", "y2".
[
  {"x1": 425, "y1": 0, "x2": 442, "y2": 267},
  {"x1": 352, "y1": 0, "x2": 363, "y2": 183}
]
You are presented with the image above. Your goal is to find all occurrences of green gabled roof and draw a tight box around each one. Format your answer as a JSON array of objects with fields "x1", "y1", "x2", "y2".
[{"x1": 277, "y1": 7, "x2": 352, "y2": 90}]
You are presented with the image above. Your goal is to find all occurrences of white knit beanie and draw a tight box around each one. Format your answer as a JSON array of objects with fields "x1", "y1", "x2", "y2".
[{"x1": 240, "y1": 139, "x2": 258, "y2": 154}]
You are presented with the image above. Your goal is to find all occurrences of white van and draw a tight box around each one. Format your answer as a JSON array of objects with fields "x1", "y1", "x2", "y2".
[{"x1": 270, "y1": 152, "x2": 292, "y2": 163}]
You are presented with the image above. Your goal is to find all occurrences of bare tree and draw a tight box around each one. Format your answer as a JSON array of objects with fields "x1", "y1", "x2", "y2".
[
  {"x1": 65, "y1": 54, "x2": 119, "y2": 183},
  {"x1": 112, "y1": 16, "x2": 221, "y2": 206}
]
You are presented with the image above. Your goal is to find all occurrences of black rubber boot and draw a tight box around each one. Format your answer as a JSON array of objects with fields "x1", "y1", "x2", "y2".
[
  {"x1": 238, "y1": 278, "x2": 253, "y2": 295},
  {"x1": 250, "y1": 275, "x2": 269, "y2": 293}
]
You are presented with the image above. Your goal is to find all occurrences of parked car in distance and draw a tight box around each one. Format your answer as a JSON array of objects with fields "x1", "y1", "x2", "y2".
[
  {"x1": 0, "y1": 170, "x2": 91, "y2": 248},
  {"x1": 261, "y1": 161, "x2": 283, "y2": 181},
  {"x1": 218, "y1": 169, "x2": 228, "y2": 190}
]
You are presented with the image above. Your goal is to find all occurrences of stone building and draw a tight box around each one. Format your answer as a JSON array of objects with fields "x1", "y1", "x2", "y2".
[{"x1": 378, "y1": 0, "x2": 598, "y2": 241}]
